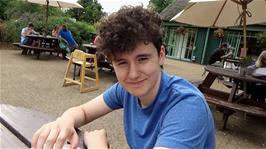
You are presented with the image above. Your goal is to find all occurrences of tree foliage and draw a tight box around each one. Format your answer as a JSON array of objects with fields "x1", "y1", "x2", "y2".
[
  {"x1": 67, "y1": 0, "x2": 104, "y2": 24},
  {"x1": 0, "y1": 0, "x2": 12, "y2": 20},
  {"x1": 0, "y1": 0, "x2": 99, "y2": 43},
  {"x1": 149, "y1": 0, "x2": 174, "y2": 13}
]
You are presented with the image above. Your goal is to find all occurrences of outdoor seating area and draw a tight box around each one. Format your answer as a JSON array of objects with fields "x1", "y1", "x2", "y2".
[
  {"x1": 198, "y1": 65, "x2": 266, "y2": 130},
  {"x1": 16, "y1": 35, "x2": 63, "y2": 59},
  {"x1": 1, "y1": 48, "x2": 266, "y2": 148},
  {"x1": 1, "y1": 0, "x2": 266, "y2": 148}
]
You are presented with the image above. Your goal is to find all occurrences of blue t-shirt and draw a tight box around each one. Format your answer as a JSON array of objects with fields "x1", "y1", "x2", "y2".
[
  {"x1": 59, "y1": 30, "x2": 77, "y2": 46},
  {"x1": 103, "y1": 72, "x2": 215, "y2": 149}
]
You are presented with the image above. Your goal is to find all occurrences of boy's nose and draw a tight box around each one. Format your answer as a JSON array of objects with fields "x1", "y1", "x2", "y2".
[{"x1": 128, "y1": 63, "x2": 139, "y2": 79}]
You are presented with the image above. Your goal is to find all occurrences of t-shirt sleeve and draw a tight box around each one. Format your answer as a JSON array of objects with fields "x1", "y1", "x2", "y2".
[
  {"x1": 103, "y1": 83, "x2": 124, "y2": 110},
  {"x1": 155, "y1": 95, "x2": 210, "y2": 149}
]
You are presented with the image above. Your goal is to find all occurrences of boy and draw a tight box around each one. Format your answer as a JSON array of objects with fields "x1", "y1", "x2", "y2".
[
  {"x1": 208, "y1": 42, "x2": 232, "y2": 65},
  {"x1": 21, "y1": 22, "x2": 39, "y2": 45},
  {"x1": 32, "y1": 6, "x2": 215, "y2": 149}
]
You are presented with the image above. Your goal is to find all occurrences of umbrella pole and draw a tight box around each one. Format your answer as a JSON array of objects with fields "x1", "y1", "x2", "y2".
[
  {"x1": 241, "y1": 2, "x2": 247, "y2": 57},
  {"x1": 240, "y1": 0, "x2": 254, "y2": 57},
  {"x1": 45, "y1": 0, "x2": 49, "y2": 35}
]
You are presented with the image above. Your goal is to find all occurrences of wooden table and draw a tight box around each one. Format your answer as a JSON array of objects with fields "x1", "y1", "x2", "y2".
[
  {"x1": 82, "y1": 43, "x2": 113, "y2": 71},
  {"x1": 82, "y1": 43, "x2": 97, "y2": 54},
  {"x1": 199, "y1": 65, "x2": 266, "y2": 130},
  {"x1": 0, "y1": 104, "x2": 85, "y2": 148},
  {"x1": 20, "y1": 35, "x2": 61, "y2": 59}
]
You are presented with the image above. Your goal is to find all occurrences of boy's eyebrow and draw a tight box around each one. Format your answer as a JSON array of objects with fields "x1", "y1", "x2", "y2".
[
  {"x1": 136, "y1": 54, "x2": 152, "y2": 60},
  {"x1": 114, "y1": 53, "x2": 151, "y2": 62},
  {"x1": 137, "y1": 53, "x2": 151, "y2": 57}
]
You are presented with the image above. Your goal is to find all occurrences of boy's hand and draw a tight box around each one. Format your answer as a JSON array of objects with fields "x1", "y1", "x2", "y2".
[
  {"x1": 31, "y1": 118, "x2": 79, "y2": 149},
  {"x1": 84, "y1": 129, "x2": 108, "y2": 149}
]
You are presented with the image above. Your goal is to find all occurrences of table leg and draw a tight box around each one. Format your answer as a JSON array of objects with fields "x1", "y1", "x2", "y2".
[
  {"x1": 73, "y1": 64, "x2": 76, "y2": 80},
  {"x1": 222, "y1": 113, "x2": 229, "y2": 130}
]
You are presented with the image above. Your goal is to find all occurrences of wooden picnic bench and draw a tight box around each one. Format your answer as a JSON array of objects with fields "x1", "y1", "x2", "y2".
[
  {"x1": 19, "y1": 44, "x2": 56, "y2": 59},
  {"x1": 0, "y1": 104, "x2": 85, "y2": 148},
  {"x1": 198, "y1": 65, "x2": 266, "y2": 130},
  {"x1": 18, "y1": 35, "x2": 63, "y2": 59},
  {"x1": 12, "y1": 42, "x2": 21, "y2": 47}
]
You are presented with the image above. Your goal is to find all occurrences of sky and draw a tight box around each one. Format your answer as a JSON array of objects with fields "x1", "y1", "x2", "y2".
[{"x1": 97, "y1": 0, "x2": 150, "y2": 14}]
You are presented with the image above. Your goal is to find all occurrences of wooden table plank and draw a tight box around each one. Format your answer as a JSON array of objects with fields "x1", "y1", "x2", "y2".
[
  {"x1": 0, "y1": 104, "x2": 85, "y2": 148},
  {"x1": 0, "y1": 123, "x2": 28, "y2": 148}
]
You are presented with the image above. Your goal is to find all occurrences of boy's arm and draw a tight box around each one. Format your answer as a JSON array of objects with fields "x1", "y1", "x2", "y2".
[
  {"x1": 31, "y1": 94, "x2": 112, "y2": 149},
  {"x1": 31, "y1": 29, "x2": 40, "y2": 35},
  {"x1": 21, "y1": 28, "x2": 27, "y2": 36},
  {"x1": 74, "y1": 94, "x2": 113, "y2": 127}
]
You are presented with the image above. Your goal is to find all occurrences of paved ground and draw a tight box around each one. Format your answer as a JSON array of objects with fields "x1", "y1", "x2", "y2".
[{"x1": 1, "y1": 46, "x2": 266, "y2": 149}]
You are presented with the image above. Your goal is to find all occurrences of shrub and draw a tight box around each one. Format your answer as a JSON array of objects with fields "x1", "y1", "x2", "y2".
[
  {"x1": 0, "y1": 19, "x2": 22, "y2": 42},
  {"x1": 0, "y1": 17, "x2": 96, "y2": 44},
  {"x1": 68, "y1": 21, "x2": 96, "y2": 44}
]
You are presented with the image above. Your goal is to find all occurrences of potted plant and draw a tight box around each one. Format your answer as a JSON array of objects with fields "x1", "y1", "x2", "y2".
[
  {"x1": 214, "y1": 28, "x2": 224, "y2": 39},
  {"x1": 239, "y1": 56, "x2": 253, "y2": 76},
  {"x1": 256, "y1": 32, "x2": 266, "y2": 53},
  {"x1": 175, "y1": 26, "x2": 187, "y2": 35}
]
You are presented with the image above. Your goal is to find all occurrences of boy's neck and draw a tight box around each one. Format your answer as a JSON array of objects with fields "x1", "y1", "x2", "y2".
[{"x1": 138, "y1": 72, "x2": 162, "y2": 108}]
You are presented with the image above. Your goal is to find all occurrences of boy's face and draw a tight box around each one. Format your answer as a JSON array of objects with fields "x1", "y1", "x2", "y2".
[
  {"x1": 28, "y1": 27, "x2": 33, "y2": 32},
  {"x1": 112, "y1": 42, "x2": 165, "y2": 101},
  {"x1": 262, "y1": 55, "x2": 266, "y2": 65}
]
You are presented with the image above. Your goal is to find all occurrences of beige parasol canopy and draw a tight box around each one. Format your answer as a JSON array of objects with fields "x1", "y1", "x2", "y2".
[
  {"x1": 171, "y1": 0, "x2": 266, "y2": 57},
  {"x1": 24, "y1": 0, "x2": 83, "y2": 34}
]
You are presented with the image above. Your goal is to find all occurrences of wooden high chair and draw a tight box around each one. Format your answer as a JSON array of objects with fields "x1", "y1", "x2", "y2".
[{"x1": 63, "y1": 49, "x2": 99, "y2": 93}]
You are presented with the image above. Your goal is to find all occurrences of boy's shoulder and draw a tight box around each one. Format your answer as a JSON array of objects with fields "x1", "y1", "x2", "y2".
[{"x1": 161, "y1": 72, "x2": 203, "y2": 97}]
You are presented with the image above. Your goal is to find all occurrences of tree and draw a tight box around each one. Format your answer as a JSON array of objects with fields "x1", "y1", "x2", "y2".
[
  {"x1": 149, "y1": 0, "x2": 174, "y2": 13},
  {"x1": 67, "y1": 0, "x2": 104, "y2": 24},
  {"x1": 0, "y1": 0, "x2": 12, "y2": 20}
]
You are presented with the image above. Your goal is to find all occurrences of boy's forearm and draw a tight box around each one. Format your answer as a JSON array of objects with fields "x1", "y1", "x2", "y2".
[{"x1": 59, "y1": 106, "x2": 87, "y2": 128}]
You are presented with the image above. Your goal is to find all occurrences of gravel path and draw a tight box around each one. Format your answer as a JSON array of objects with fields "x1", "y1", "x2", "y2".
[{"x1": 1, "y1": 47, "x2": 265, "y2": 149}]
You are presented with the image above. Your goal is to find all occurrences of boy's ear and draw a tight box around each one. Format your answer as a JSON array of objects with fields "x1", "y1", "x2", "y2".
[{"x1": 159, "y1": 46, "x2": 166, "y2": 65}]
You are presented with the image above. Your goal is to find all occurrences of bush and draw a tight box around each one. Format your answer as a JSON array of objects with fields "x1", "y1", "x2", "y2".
[
  {"x1": 68, "y1": 21, "x2": 96, "y2": 44},
  {"x1": 0, "y1": 11, "x2": 43, "y2": 42},
  {"x1": 0, "y1": 19, "x2": 22, "y2": 42},
  {"x1": 256, "y1": 32, "x2": 266, "y2": 45},
  {"x1": 0, "y1": 16, "x2": 96, "y2": 44},
  {"x1": 47, "y1": 17, "x2": 96, "y2": 44},
  {"x1": 0, "y1": 0, "x2": 97, "y2": 44}
]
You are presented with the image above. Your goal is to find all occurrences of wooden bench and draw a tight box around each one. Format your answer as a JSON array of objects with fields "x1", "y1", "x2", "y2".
[
  {"x1": 191, "y1": 80, "x2": 203, "y2": 88},
  {"x1": 203, "y1": 92, "x2": 266, "y2": 117},
  {"x1": 19, "y1": 45, "x2": 58, "y2": 59},
  {"x1": 0, "y1": 104, "x2": 85, "y2": 148},
  {"x1": 12, "y1": 42, "x2": 21, "y2": 47},
  {"x1": 199, "y1": 85, "x2": 266, "y2": 130}
]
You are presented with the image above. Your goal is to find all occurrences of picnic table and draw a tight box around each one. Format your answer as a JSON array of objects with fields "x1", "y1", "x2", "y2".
[
  {"x1": 198, "y1": 65, "x2": 266, "y2": 130},
  {"x1": 19, "y1": 35, "x2": 62, "y2": 59},
  {"x1": 0, "y1": 104, "x2": 85, "y2": 148},
  {"x1": 82, "y1": 43, "x2": 113, "y2": 71}
]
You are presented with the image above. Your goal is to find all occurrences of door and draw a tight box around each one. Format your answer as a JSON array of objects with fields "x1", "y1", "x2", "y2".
[{"x1": 166, "y1": 27, "x2": 197, "y2": 61}]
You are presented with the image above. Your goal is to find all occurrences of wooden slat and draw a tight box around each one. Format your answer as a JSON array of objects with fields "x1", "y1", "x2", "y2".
[
  {"x1": 200, "y1": 87, "x2": 230, "y2": 100},
  {"x1": 205, "y1": 96, "x2": 266, "y2": 117},
  {"x1": 12, "y1": 42, "x2": 21, "y2": 47},
  {"x1": 0, "y1": 123, "x2": 28, "y2": 148},
  {"x1": 0, "y1": 104, "x2": 55, "y2": 147},
  {"x1": 190, "y1": 80, "x2": 203, "y2": 88},
  {"x1": 0, "y1": 104, "x2": 85, "y2": 148},
  {"x1": 19, "y1": 45, "x2": 55, "y2": 52}
]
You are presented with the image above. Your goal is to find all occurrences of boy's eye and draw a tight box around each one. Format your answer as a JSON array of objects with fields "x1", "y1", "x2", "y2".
[
  {"x1": 138, "y1": 57, "x2": 149, "y2": 62},
  {"x1": 117, "y1": 61, "x2": 127, "y2": 66}
]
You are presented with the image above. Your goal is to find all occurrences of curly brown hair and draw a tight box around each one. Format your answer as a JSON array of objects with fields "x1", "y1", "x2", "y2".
[{"x1": 97, "y1": 6, "x2": 163, "y2": 60}]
